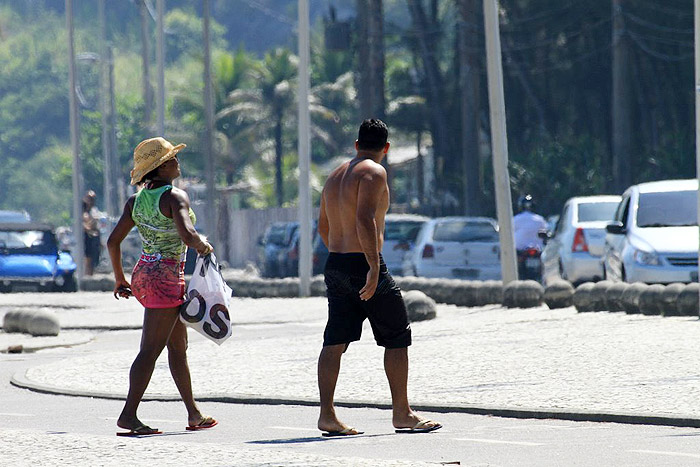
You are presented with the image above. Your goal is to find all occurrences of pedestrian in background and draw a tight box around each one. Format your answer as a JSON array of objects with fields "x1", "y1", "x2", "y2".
[
  {"x1": 82, "y1": 190, "x2": 101, "y2": 276},
  {"x1": 107, "y1": 137, "x2": 217, "y2": 436},
  {"x1": 316, "y1": 119, "x2": 442, "y2": 436}
]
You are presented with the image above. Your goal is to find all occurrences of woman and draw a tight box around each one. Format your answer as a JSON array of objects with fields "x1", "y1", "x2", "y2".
[{"x1": 107, "y1": 137, "x2": 217, "y2": 436}]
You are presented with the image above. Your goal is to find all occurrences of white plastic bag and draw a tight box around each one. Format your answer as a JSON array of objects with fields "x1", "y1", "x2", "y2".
[{"x1": 179, "y1": 253, "x2": 233, "y2": 345}]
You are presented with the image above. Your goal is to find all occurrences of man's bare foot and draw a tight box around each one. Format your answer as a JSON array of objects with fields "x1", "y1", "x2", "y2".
[
  {"x1": 318, "y1": 414, "x2": 360, "y2": 435},
  {"x1": 393, "y1": 411, "x2": 442, "y2": 432}
]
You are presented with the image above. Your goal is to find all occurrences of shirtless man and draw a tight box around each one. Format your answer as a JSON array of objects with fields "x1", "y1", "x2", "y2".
[{"x1": 316, "y1": 119, "x2": 442, "y2": 436}]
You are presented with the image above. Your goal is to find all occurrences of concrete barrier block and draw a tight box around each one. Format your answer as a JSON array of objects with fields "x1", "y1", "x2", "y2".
[
  {"x1": 402, "y1": 290, "x2": 437, "y2": 322},
  {"x1": 452, "y1": 281, "x2": 478, "y2": 307},
  {"x1": 544, "y1": 280, "x2": 574, "y2": 309},
  {"x1": 26, "y1": 310, "x2": 60, "y2": 336},
  {"x1": 661, "y1": 283, "x2": 685, "y2": 316},
  {"x1": 310, "y1": 278, "x2": 326, "y2": 297},
  {"x1": 677, "y1": 283, "x2": 699, "y2": 317},
  {"x1": 2, "y1": 310, "x2": 22, "y2": 333},
  {"x1": 621, "y1": 283, "x2": 648, "y2": 314},
  {"x1": 476, "y1": 280, "x2": 503, "y2": 306},
  {"x1": 604, "y1": 282, "x2": 629, "y2": 312},
  {"x1": 17, "y1": 309, "x2": 37, "y2": 333},
  {"x1": 573, "y1": 282, "x2": 595, "y2": 312},
  {"x1": 590, "y1": 280, "x2": 613, "y2": 311},
  {"x1": 639, "y1": 284, "x2": 665, "y2": 316},
  {"x1": 503, "y1": 280, "x2": 544, "y2": 308}
]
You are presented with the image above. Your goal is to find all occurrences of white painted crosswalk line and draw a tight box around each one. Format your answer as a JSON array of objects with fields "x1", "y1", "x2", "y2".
[
  {"x1": 268, "y1": 426, "x2": 319, "y2": 432},
  {"x1": 0, "y1": 413, "x2": 34, "y2": 417},
  {"x1": 456, "y1": 437, "x2": 544, "y2": 446},
  {"x1": 629, "y1": 450, "x2": 700, "y2": 460}
]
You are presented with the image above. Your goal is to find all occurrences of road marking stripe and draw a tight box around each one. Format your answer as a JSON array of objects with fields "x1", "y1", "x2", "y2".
[
  {"x1": 101, "y1": 417, "x2": 181, "y2": 423},
  {"x1": 455, "y1": 437, "x2": 544, "y2": 446},
  {"x1": 0, "y1": 413, "x2": 34, "y2": 417},
  {"x1": 268, "y1": 426, "x2": 319, "y2": 432},
  {"x1": 629, "y1": 450, "x2": 700, "y2": 460}
]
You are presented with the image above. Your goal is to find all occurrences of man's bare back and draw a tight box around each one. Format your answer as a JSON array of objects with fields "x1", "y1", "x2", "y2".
[{"x1": 319, "y1": 157, "x2": 389, "y2": 254}]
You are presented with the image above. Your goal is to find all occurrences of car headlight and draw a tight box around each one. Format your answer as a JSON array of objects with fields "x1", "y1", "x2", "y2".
[{"x1": 633, "y1": 248, "x2": 660, "y2": 266}]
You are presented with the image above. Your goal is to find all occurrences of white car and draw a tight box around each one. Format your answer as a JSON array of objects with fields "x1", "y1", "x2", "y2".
[
  {"x1": 603, "y1": 179, "x2": 698, "y2": 284},
  {"x1": 541, "y1": 195, "x2": 621, "y2": 284},
  {"x1": 402, "y1": 217, "x2": 501, "y2": 280},
  {"x1": 382, "y1": 214, "x2": 429, "y2": 276}
]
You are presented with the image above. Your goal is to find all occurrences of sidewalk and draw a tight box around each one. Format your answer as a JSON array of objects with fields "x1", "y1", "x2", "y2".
[{"x1": 4, "y1": 291, "x2": 700, "y2": 427}]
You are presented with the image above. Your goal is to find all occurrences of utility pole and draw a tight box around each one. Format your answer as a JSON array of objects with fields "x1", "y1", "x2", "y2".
[
  {"x1": 298, "y1": 0, "x2": 312, "y2": 297},
  {"x1": 140, "y1": 0, "x2": 153, "y2": 126},
  {"x1": 156, "y1": 0, "x2": 165, "y2": 136},
  {"x1": 66, "y1": 0, "x2": 84, "y2": 287},
  {"x1": 202, "y1": 0, "x2": 218, "y2": 255},
  {"x1": 694, "y1": 0, "x2": 700, "y2": 311},
  {"x1": 457, "y1": 0, "x2": 482, "y2": 216},
  {"x1": 612, "y1": 0, "x2": 632, "y2": 193},
  {"x1": 98, "y1": 0, "x2": 114, "y2": 218},
  {"x1": 483, "y1": 0, "x2": 517, "y2": 284}
]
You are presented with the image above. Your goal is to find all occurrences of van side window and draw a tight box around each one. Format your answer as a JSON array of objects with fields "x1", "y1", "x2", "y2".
[
  {"x1": 615, "y1": 197, "x2": 630, "y2": 226},
  {"x1": 555, "y1": 205, "x2": 568, "y2": 234}
]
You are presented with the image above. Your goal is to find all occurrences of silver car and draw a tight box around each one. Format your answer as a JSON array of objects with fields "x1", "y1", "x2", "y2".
[
  {"x1": 382, "y1": 214, "x2": 429, "y2": 276},
  {"x1": 541, "y1": 195, "x2": 621, "y2": 284},
  {"x1": 603, "y1": 179, "x2": 698, "y2": 284},
  {"x1": 402, "y1": 217, "x2": 501, "y2": 280}
]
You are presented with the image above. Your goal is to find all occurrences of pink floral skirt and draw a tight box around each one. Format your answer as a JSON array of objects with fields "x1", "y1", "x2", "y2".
[{"x1": 131, "y1": 254, "x2": 186, "y2": 309}]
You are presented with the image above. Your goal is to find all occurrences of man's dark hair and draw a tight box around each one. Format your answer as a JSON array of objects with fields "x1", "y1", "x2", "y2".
[{"x1": 357, "y1": 118, "x2": 388, "y2": 151}]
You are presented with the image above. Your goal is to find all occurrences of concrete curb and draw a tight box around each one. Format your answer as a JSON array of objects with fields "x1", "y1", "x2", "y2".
[{"x1": 11, "y1": 368, "x2": 700, "y2": 429}]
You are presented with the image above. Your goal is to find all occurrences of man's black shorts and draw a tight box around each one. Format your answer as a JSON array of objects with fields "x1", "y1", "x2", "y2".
[{"x1": 323, "y1": 252, "x2": 412, "y2": 349}]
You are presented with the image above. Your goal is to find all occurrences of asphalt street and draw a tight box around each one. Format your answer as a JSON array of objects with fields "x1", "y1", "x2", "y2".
[{"x1": 3, "y1": 291, "x2": 700, "y2": 465}]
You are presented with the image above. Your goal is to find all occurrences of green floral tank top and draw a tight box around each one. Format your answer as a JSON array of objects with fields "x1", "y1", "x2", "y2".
[{"x1": 132, "y1": 185, "x2": 196, "y2": 260}]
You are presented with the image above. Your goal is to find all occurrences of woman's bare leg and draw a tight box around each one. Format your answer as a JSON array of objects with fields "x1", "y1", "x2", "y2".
[
  {"x1": 167, "y1": 318, "x2": 206, "y2": 426},
  {"x1": 117, "y1": 307, "x2": 179, "y2": 430}
]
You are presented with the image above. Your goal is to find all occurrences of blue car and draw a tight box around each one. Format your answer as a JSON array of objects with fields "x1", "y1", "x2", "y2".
[{"x1": 0, "y1": 223, "x2": 77, "y2": 292}]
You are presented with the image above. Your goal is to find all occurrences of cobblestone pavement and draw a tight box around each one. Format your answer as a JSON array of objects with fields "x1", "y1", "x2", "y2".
[
  {"x1": 4, "y1": 292, "x2": 700, "y2": 419},
  {"x1": 0, "y1": 428, "x2": 435, "y2": 467}
]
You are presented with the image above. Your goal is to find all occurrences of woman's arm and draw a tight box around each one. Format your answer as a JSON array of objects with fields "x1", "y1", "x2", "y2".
[
  {"x1": 107, "y1": 196, "x2": 136, "y2": 299},
  {"x1": 166, "y1": 188, "x2": 213, "y2": 255}
]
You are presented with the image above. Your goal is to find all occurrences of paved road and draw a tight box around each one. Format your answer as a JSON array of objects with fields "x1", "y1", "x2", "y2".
[{"x1": 3, "y1": 291, "x2": 700, "y2": 465}]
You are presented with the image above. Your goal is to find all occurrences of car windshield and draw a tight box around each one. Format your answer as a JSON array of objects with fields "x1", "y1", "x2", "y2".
[
  {"x1": 0, "y1": 230, "x2": 57, "y2": 254},
  {"x1": 385, "y1": 221, "x2": 424, "y2": 242},
  {"x1": 266, "y1": 224, "x2": 291, "y2": 246},
  {"x1": 637, "y1": 190, "x2": 698, "y2": 227},
  {"x1": 577, "y1": 202, "x2": 619, "y2": 222},
  {"x1": 433, "y1": 221, "x2": 499, "y2": 242}
]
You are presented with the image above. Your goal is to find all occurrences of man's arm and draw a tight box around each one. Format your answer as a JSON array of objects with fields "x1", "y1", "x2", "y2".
[
  {"x1": 356, "y1": 164, "x2": 387, "y2": 300},
  {"x1": 318, "y1": 189, "x2": 329, "y2": 247}
]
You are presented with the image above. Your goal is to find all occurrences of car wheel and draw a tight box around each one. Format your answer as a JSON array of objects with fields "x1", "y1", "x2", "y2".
[{"x1": 55, "y1": 274, "x2": 77, "y2": 293}]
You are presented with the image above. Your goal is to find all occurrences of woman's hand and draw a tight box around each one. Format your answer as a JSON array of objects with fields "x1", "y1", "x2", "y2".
[
  {"x1": 196, "y1": 240, "x2": 213, "y2": 256},
  {"x1": 113, "y1": 279, "x2": 132, "y2": 300}
]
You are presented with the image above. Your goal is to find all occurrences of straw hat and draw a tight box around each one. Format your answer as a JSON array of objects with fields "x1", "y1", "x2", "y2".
[{"x1": 130, "y1": 137, "x2": 186, "y2": 185}]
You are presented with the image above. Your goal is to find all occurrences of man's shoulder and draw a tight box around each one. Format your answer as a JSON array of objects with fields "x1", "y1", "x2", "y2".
[{"x1": 355, "y1": 159, "x2": 386, "y2": 178}]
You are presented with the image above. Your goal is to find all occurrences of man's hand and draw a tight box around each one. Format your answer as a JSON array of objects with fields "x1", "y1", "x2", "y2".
[
  {"x1": 113, "y1": 279, "x2": 132, "y2": 300},
  {"x1": 359, "y1": 266, "x2": 379, "y2": 301}
]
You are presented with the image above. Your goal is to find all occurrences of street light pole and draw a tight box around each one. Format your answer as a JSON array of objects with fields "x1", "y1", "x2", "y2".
[
  {"x1": 298, "y1": 0, "x2": 312, "y2": 296},
  {"x1": 98, "y1": 0, "x2": 114, "y2": 218},
  {"x1": 483, "y1": 0, "x2": 517, "y2": 284},
  {"x1": 66, "y1": 0, "x2": 84, "y2": 288},
  {"x1": 203, "y1": 0, "x2": 218, "y2": 254},
  {"x1": 156, "y1": 0, "x2": 165, "y2": 136},
  {"x1": 695, "y1": 0, "x2": 700, "y2": 313}
]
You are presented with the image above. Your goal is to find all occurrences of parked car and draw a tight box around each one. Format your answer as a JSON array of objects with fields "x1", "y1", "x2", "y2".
[
  {"x1": 382, "y1": 214, "x2": 429, "y2": 276},
  {"x1": 0, "y1": 210, "x2": 31, "y2": 223},
  {"x1": 312, "y1": 231, "x2": 329, "y2": 275},
  {"x1": 280, "y1": 221, "x2": 318, "y2": 277},
  {"x1": 541, "y1": 195, "x2": 621, "y2": 284},
  {"x1": 402, "y1": 217, "x2": 501, "y2": 280},
  {"x1": 603, "y1": 179, "x2": 698, "y2": 284},
  {"x1": 256, "y1": 221, "x2": 298, "y2": 278},
  {"x1": 0, "y1": 222, "x2": 77, "y2": 292}
]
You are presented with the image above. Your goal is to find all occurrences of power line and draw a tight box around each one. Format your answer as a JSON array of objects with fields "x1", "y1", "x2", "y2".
[
  {"x1": 628, "y1": 31, "x2": 693, "y2": 62},
  {"x1": 622, "y1": 11, "x2": 693, "y2": 34}
]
